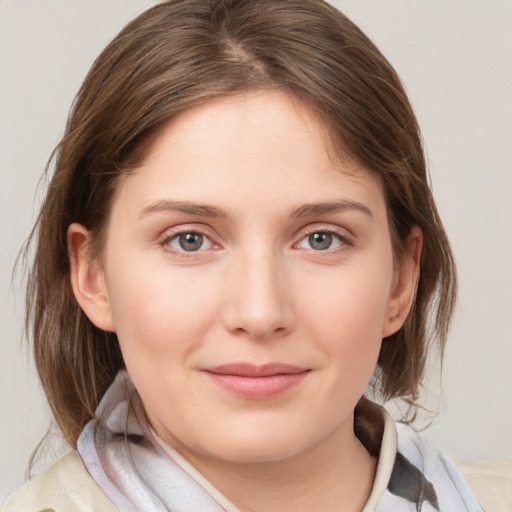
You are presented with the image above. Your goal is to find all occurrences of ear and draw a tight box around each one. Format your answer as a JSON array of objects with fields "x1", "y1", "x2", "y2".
[
  {"x1": 67, "y1": 223, "x2": 115, "y2": 332},
  {"x1": 382, "y1": 226, "x2": 423, "y2": 338}
]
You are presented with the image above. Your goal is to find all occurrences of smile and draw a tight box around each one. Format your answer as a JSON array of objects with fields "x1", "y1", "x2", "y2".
[{"x1": 202, "y1": 363, "x2": 311, "y2": 399}]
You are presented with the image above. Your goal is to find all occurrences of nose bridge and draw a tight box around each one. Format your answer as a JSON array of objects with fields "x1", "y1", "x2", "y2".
[{"x1": 224, "y1": 243, "x2": 293, "y2": 339}]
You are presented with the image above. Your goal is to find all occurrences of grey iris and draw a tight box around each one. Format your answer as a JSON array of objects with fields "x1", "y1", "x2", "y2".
[
  {"x1": 309, "y1": 232, "x2": 332, "y2": 250},
  {"x1": 179, "y1": 233, "x2": 203, "y2": 251}
]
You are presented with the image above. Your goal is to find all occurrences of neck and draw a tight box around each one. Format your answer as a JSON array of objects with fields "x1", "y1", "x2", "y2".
[{"x1": 173, "y1": 417, "x2": 377, "y2": 512}]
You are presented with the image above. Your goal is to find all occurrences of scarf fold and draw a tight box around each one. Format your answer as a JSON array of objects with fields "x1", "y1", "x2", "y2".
[{"x1": 78, "y1": 371, "x2": 232, "y2": 512}]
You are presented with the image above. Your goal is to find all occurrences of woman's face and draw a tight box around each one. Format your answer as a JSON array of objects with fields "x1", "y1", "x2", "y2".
[{"x1": 72, "y1": 90, "x2": 416, "y2": 467}]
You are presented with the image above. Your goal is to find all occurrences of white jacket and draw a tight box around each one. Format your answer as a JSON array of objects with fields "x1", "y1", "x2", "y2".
[
  {"x1": 2, "y1": 451, "x2": 116, "y2": 512},
  {"x1": 4, "y1": 447, "x2": 511, "y2": 511}
]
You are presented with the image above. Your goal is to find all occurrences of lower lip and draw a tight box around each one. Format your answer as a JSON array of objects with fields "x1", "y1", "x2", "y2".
[{"x1": 204, "y1": 372, "x2": 309, "y2": 399}]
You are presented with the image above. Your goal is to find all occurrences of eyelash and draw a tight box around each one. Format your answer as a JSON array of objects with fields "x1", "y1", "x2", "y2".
[{"x1": 158, "y1": 226, "x2": 354, "y2": 258}]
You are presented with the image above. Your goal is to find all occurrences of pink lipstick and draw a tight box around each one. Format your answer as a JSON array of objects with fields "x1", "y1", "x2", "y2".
[{"x1": 203, "y1": 363, "x2": 310, "y2": 399}]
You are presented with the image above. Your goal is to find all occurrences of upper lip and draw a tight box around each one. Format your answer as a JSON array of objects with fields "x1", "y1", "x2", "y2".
[{"x1": 203, "y1": 363, "x2": 309, "y2": 377}]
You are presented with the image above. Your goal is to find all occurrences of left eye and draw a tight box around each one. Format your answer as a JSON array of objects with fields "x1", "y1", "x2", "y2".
[
  {"x1": 168, "y1": 232, "x2": 213, "y2": 252},
  {"x1": 297, "y1": 231, "x2": 344, "y2": 251}
]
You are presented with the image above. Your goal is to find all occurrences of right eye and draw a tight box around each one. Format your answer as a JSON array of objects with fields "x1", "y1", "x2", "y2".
[{"x1": 166, "y1": 232, "x2": 214, "y2": 252}]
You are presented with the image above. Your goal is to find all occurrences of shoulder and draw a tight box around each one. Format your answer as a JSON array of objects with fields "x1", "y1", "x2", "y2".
[
  {"x1": 452, "y1": 457, "x2": 512, "y2": 512},
  {"x1": 2, "y1": 451, "x2": 117, "y2": 512}
]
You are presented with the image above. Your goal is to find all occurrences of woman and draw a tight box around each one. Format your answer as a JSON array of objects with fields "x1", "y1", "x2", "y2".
[{"x1": 2, "y1": 0, "x2": 496, "y2": 510}]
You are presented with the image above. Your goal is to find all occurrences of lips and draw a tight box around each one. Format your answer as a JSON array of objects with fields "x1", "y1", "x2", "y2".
[{"x1": 202, "y1": 363, "x2": 310, "y2": 399}]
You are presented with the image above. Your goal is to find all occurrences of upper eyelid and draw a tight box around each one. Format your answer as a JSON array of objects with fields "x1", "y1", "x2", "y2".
[
  {"x1": 158, "y1": 224, "x2": 217, "y2": 241},
  {"x1": 296, "y1": 230, "x2": 349, "y2": 244},
  {"x1": 295, "y1": 223, "x2": 354, "y2": 240},
  {"x1": 300, "y1": 226, "x2": 346, "y2": 236}
]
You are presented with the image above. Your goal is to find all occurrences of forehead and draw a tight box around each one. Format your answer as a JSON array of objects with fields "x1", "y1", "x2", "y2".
[{"x1": 112, "y1": 90, "x2": 386, "y2": 221}]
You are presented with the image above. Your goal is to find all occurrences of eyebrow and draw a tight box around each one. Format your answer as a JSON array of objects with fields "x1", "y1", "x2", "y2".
[
  {"x1": 138, "y1": 200, "x2": 228, "y2": 219},
  {"x1": 138, "y1": 198, "x2": 373, "y2": 220},
  {"x1": 290, "y1": 200, "x2": 373, "y2": 219}
]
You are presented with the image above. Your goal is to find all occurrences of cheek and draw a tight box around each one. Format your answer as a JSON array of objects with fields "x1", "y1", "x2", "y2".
[
  {"x1": 298, "y1": 259, "x2": 393, "y2": 381},
  {"x1": 304, "y1": 265, "x2": 392, "y2": 339},
  {"x1": 105, "y1": 262, "x2": 221, "y2": 368}
]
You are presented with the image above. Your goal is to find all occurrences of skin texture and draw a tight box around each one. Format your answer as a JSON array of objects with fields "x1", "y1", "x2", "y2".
[{"x1": 68, "y1": 90, "x2": 421, "y2": 512}]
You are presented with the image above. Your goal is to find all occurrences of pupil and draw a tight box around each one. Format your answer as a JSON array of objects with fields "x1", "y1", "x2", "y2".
[
  {"x1": 179, "y1": 233, "x2": 203, "y2": 251},
  {"x1": 309, "y1": 232, "x2": 332, "y2": 250}
]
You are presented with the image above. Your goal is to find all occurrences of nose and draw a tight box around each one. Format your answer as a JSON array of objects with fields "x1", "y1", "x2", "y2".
[{"x1": 222, "y1": 248, "x2": 295, "y2": 341}]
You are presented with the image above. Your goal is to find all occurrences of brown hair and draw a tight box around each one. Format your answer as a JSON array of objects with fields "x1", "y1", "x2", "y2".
[{"x1": 25, "y1": 0, "x2": 456, "y2": 446}]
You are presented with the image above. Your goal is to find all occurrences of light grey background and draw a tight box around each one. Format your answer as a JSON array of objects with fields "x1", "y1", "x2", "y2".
[{"x1": 1, "y1": 0, "x2": 511, "y2": 501}]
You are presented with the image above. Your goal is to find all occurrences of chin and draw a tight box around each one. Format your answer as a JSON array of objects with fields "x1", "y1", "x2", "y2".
[
  {"x1": 192, "y1": 422, "x2": 319, "y2": 465},
  {"x1": 212, "y1": 440, "x2": 305, "y2": 465}
]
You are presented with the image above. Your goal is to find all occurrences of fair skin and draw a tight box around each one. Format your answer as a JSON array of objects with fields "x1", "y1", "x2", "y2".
[{"x1": 68, "y1": 90, "x2": 421, "y2": 512}]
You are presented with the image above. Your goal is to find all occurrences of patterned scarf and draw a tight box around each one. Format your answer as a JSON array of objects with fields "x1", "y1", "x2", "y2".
[{"x1": 77, "y1": 371, "x2": 482, "y2": 511}]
